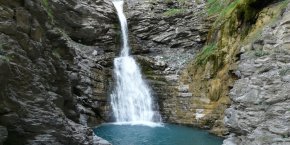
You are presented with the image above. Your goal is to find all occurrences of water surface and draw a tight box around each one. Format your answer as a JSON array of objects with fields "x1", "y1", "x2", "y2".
[{"x1": 94, "y1": 123, "x2": 223, "y2": 145}]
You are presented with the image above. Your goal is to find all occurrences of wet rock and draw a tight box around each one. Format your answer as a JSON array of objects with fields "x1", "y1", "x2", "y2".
[{"x1": 94, "y1": 136, "x2": 112, "y2": 145}]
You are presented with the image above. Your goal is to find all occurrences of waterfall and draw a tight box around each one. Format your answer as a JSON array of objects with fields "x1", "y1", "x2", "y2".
[{"x1": 111, "y1": 0, "x2": 161, "y2": 125}]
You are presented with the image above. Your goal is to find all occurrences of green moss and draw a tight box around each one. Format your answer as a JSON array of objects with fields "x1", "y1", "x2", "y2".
[
  {"x1": 280, "y1": 0, "x2": 290, "y2": 8},
  {"x1": 41, "y1": 0, "x2": 54, "y2": 24},
  {"x1": 176, "y1": 0, "x2": 187, "y2": 5},
  {"x1": 208, "y1": 0, "x2": 277, "y2": 38},
  {"x1": 254, "y1": 50, "x2": 269, "y2": 57},
  {"x1": 279, "y1": 68, "x2": 290, "y2": 76},
  {"x1": 236, "y1": 0, "x2": 274, "y2": 36},
  {"x1": 207, "y1": 0, "x2": 240, "y2": 16},
  {"x1": 163, "y1": 8, "x2": 186, "y2": 16},
  {"x1": 195, "y1": 44, "x2": 217, "y2": 65}
]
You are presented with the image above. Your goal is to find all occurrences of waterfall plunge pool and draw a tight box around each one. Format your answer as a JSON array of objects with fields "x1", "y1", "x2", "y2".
[{"x1": 93, "y1": 123, "x2": 224, "y2": 145}]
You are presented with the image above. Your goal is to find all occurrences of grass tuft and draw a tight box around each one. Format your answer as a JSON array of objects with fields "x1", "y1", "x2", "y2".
[{"x1": 195, "y1": 44, "x2": 217, "y2": 65}]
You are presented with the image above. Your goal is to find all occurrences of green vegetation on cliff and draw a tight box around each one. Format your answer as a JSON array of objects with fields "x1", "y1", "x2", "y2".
[
  {"x1": 201, "y1": 0, "x2": 287, "y2": 66},
  {"x1": 207, "y1": 0, "x2": 239, "y2": 16},
  {"x1": 279, "y1": 67, "x2": 290, "y2": 76},
  {"x1": 182, "y1": 0, "x2": 289, "y2": 136},
  {"x1": 163, "y1": 8, "x2": 186, "y2": 16},
  {"x1": 41, "y1": 0, "x2": 54, "y2": 23},
  {"x1": 161, "y1": 0, "x2": 193, "y2": 16},
  {"x1": 195, "y1": 44, "x2": 217, "y2": 65}
]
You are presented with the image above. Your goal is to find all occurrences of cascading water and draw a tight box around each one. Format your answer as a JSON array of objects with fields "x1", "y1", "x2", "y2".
[
  {"x1": 94, "y1": 2, "x2": 224, "y2": 144},
  {"x1": 111, "y1": 0, "x2": 161, "y2": 124}
]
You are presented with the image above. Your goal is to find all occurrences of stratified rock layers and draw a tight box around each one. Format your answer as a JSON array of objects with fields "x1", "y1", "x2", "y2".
[
  {"x1": 224, "y1": 3, "x2": 290, "y2": 145},
  {"x1": 0, "y1": 0, "x2": 116, "y2": 144}
]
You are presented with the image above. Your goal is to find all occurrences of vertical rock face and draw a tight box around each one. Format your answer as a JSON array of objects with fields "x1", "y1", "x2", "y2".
[
  {"x1": 124, "y1": 0, "x2": 212, "y2": 125},
  {"x1": 1, "y1": 0, "x2": 289, "y2": 144},
  {"x1": 167, "y1": 0, "x2": 290, "y2": 137},
  {"x1": 125, "y1": 0, "x2": 231, "y2": 136},
  {"x1": 224, "y1": 3, "x2": 290, "y2": 145},
  {"x1": 0, "y1": 0, "x2": 116, "y2": 144}
]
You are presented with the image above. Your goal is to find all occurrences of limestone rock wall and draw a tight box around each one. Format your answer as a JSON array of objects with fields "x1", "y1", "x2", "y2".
[
  {"x1": 125, "y1": 0, "x2": 212, "y2": 124},
  {"x1": 224, "y1": 3, "x2": 290, "y2": 145},
  {"x1": 1, "y1": 0, "x2": 289, "y2": 144},
  {"x1": 0, "y1": 0, "x2": 117, "y2": 144},
  {"x1": 169, "y1": 0, "x2": 290, "y2": 138}
]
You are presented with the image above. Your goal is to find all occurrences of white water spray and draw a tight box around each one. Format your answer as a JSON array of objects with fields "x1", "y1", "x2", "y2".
[{"x1": 111, "y1": 1, "x2": 161, "y2": 124}]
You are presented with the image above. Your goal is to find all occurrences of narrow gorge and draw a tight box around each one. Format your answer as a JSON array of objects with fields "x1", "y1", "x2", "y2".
[{"x1": 0, "y1": 0, "x2": 290, "y2": 145}]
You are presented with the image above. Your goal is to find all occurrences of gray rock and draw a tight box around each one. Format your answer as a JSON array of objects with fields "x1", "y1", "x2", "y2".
[
  {"x1": 178, "y1": 93, "x2": 193, "y2": 97},
  {"x1": 94, "y1": 136, "x2": 112, "y2": 145},
  {"x1": 0, "y1": 126, "x2": 8, "y2": 144},
  {"x1": 177, "y1": 85, "x2": 189, "y2": 92},
  {"x1": 224, "y1": 4, "x2": 290, "y2": 145},
  {"x1": 0, "y1": 0, "x2": 114, "y2": 144}
]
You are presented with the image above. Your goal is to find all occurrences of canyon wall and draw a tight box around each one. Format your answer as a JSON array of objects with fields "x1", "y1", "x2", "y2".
[
  {"x1": 1, "y1": 0, "x2": 290, "y2": 144},
  {"x1": 0, "y1": 0, "x2": 117, "y2": 144},
  {"x1": 127, "y1": 1, "x2": 290, "y2": 144},
  {"x1": 125, "y1": 0, "x2": 211, "y2": 125},
  {"x1": 224, "y1": 2, "x2": 290, "y2": 145}
]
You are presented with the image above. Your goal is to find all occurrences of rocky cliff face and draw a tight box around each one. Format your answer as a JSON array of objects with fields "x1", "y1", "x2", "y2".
[
  {"x1": 0, "y1": 0, "x2": 213, "y2": 144},
  {"x1": 1, "y1": 0, "x2": 290, "y2": 144},
  {"x1": 173, "y1": 0, "x2": 290, "y2": 138},
  {"x1": 224, "y1": 3, "x2": 290, "y2": 145},
  {"x1": 0, "y1": 0, "x2": 116, "y2": 144},
  {"x1": 125, "y1": 0, "x2": 212, "y2": 125},
  {"x1": 124, "y1": 0, "x2": 231, "y2": 136}
]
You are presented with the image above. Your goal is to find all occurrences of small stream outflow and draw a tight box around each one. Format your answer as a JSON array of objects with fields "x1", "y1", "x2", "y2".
[{"x1": 110, "y1": 1, "x2": 161, "y2": 124}]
